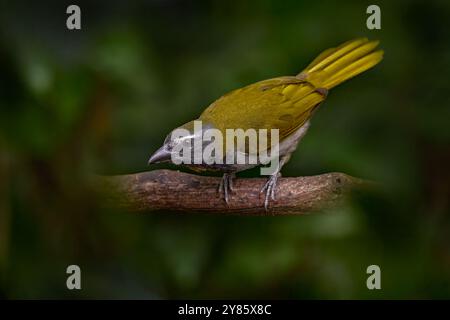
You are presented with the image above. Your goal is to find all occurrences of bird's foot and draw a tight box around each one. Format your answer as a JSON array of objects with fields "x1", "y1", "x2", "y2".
[
  {"x1": 260, "y1": 172, "x2": 281, "y2": 211},
  {"x1": 218, "y1": 173, "x2": 236, "y2": 205}
]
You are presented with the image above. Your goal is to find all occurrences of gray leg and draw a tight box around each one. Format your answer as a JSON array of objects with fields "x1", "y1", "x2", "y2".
[
  {"x1": 260, "y1": 156, "x2": 289, "y2": 210},
  {"x1": 218, "y1": 172, "x2": 236, "y2": 204}
]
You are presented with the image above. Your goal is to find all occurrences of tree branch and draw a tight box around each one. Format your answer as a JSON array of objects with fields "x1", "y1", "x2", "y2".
[{"x1": 95, "y1": 169, "x2": 373, "y2": 215}]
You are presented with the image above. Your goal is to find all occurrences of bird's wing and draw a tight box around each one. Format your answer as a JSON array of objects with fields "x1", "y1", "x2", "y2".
[{"x1": 199, "y1": 76, "x2": 325, "y2": 152}]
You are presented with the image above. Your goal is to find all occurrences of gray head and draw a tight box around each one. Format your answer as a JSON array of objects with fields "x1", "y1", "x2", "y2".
[{"x1": 148, "y1": 120, "x2": 215, "y2": 165}]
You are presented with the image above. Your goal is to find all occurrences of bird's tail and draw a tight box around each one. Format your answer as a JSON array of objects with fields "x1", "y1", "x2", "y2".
[{"x1": 298, "y1": 38, "x2": 383, "y2": 90}]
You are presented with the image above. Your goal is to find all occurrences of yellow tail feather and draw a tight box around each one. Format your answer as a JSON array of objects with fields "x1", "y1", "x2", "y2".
[{"x1": 300, "y1": 38, "x2": 383, "y2": 90}]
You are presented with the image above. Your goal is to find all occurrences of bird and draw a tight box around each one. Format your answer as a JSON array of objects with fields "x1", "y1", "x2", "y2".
[{"x1": 148, "y1": 38, "x2": 383, "y2": 210}]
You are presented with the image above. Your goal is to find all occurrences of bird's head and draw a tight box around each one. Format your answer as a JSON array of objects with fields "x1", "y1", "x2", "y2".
[{"x1": 148, "y1": 120, "x2": 214, "y2": 165}]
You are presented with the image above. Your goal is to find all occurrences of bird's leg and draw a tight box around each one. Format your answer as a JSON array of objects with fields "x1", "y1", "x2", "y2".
[
  {"x1": 218, "y1": 172, "x2": 236, "y2": 204},
  {"x1": 260, "y1": 172, "x2": 281, "y2": 211},
  {"x1": 260, "y1": 156, "x2": 288, "y2": 211}
]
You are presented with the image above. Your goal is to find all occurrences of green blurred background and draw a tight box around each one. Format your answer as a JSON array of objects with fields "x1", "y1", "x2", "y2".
[{"x1": 1, "y1": 0, "x2": 450, "y2": 299}]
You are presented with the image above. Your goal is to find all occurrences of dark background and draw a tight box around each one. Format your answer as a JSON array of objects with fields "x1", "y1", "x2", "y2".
[{"x1": 0, "y1": 0, "x2": 449, "y2": 298}]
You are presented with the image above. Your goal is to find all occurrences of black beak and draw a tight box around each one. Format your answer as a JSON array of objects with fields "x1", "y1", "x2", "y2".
[{"x1": 148, "y1": 146, "x2": 172, "y2": 164}]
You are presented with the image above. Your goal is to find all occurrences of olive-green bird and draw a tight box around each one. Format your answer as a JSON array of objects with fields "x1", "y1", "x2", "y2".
[{"x1": 148, "y1": 38, "x2": 383, "y2": 209}]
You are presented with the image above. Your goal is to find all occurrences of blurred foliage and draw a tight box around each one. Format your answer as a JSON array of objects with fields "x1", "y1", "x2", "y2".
[{"x1": 0, "y1": 0, "x2": 450, "y2": 299}]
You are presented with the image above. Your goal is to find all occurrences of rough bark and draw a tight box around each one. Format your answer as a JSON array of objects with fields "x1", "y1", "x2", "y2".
[{"x1": 95, "y1": 169, "x2": 373, "y2": 215}]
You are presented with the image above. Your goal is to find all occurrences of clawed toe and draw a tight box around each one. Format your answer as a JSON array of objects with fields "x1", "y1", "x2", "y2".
[
  {"x1": 218, "y1": 173, "x2": 236, "y2": 205},
  {"x1": 261, "y1": 173, "x2": 281, "y2": 211},
  {"x1": 219, "y1": 171, "x2": 281, "y2": 209}
]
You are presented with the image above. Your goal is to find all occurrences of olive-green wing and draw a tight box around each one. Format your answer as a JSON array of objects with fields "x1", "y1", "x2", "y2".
[{"x1": 199, "y1": 76, "x2": 324, "y2": 142}]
